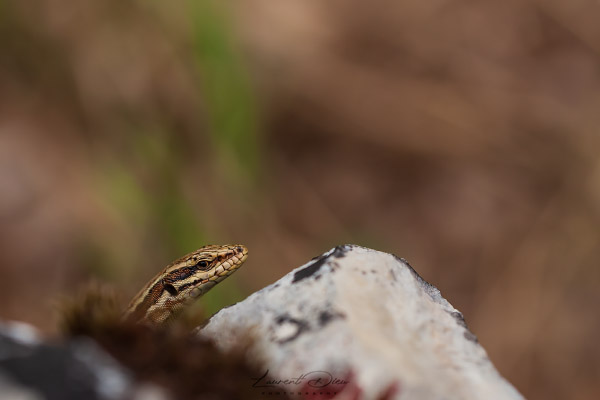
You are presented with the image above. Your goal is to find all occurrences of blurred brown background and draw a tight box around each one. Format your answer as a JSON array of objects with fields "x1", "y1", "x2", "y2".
[{"x1": 1, "y1": 0, "x2": 599, "y2": 399}]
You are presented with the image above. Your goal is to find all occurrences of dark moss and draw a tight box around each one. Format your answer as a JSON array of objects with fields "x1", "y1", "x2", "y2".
[{"x1": 59, "y1": 286, "x2": 289, "y2": 400}]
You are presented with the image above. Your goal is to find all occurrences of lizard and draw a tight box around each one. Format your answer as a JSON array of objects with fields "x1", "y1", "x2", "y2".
[{"x1": 123, "y1": 244, "x2": 248, "y2": 326}]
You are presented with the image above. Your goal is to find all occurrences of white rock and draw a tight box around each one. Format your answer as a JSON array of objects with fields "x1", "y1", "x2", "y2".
[{"x1": 199, "y1": 245, "x2": 524, "y2": 400}]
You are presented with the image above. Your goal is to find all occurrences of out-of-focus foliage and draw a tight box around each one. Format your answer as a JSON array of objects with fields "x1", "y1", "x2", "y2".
[
  {"x1": 189, "y1": 0, "x2": 262, "y2": 181},
  {"x1": 0, "y1": 1, "x2": 599, "y2": 399}
]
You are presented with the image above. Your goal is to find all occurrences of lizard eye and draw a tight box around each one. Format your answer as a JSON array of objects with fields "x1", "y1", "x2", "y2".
[
  {"x1": 164, "y1": 283, "x2": 178, "y2": 296},
  {"x1": 197, "y1": 260, "x2": 209, "y2": 269}
]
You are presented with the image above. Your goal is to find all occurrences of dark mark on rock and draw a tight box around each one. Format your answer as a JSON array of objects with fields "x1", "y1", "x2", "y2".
[
  {"x1": 265, "y1": 283, "x2": 281, "y2": 292},
  {"x1": 448, "y1": 311, "x2": 478, "y2": 343},
  {"x1": 450, "y1": 311, "x2": 467, "y2": 329},
  {"x1": 331, "y1": 244, "x2": 351, "y2": 259},
  {"x1": 318, "y1": 310, "x2": 346, "y2": 327},
  {"x1": 392, "y1": 254, "x2": 441, "y2": 302},
  {"x1": 392, "y1": 255, "x2": 478, "y2": 343},
  {"x1": 293, "y1": 255, "x2": 329, "y2": 283},
  {"x1": 464, "y1": 330, "x2": 478, "y2": 343},
  {"x1": 274, "y1": 315, "x2": 309, "y2": 344},
  {"x1": 292, "y1": 245, "x2": 350, "y2": 283},
  {"x1": 449, "y1": 308, "x2": 479, "y2": 342}
]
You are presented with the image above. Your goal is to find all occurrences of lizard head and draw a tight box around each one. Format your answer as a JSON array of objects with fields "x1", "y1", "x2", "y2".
[{"x1": 124, "y1": 244, "x2": 248, "y2": 326}]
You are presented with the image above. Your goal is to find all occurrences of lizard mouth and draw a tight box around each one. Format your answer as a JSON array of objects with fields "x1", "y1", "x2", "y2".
[
  {"x1": 233, "y1": 245, "x2": 249, "y2": 264},
  {"x1": 214, "y1": 245, "x2": 248, "y2": 278}
]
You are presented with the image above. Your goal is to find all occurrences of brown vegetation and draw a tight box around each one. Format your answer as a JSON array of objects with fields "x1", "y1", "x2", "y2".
[{"x1": 0, "y1": 1, "x2": 598, "y2": 399}]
